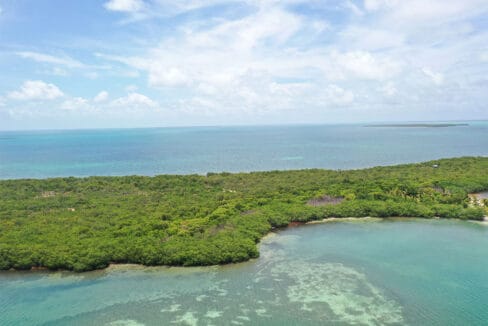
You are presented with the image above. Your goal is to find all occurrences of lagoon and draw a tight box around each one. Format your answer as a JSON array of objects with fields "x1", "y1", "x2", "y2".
[{"x1": 2, "y1": 219, "x2": 488, "y2": 325}]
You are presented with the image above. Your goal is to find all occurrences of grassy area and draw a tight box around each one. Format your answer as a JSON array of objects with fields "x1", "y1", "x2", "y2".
[{"x1": 1, "y1": 157, "x2": 487, "y2": 272}]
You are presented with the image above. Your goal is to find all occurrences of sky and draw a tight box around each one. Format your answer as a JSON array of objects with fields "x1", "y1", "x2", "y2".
[{"x1": 0, "y1": 0, "x2": 487, "y2": 130}]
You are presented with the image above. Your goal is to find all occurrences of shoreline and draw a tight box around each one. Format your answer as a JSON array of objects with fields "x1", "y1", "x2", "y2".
[
  {"x1": 1, "y1": 157, "x2": 487, "y2": 273},
  {"x1": 2, "y1": 216, "x2": 487, "y2": 275},
  {"x1": 306, "y1": 216, "x2": 382, "y2": 224}
]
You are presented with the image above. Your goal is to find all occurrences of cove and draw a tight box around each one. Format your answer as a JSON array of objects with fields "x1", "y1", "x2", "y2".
[{"x1": 2, "y1": 218, "x2": 488, "y2": 325}]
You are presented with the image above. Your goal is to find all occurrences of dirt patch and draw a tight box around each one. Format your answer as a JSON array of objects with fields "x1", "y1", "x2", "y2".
[
  {"x1": 40, "y1": 191, "x2": 56, "y2": 198},
  {"x1": 307, "y1": 195, "x2": 344, "y2": 207},
  {"x1": 469, "y1": 192, "x2": 488, "y2": 207},
  {"x1": 288, "y1": 221, "x2": 305, "y2": 227},
  {"x1": 432, "y1": 186, "x2": 444, "y2": 193}
]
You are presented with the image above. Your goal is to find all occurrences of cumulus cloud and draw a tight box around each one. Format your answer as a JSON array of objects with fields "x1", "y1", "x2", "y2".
[
  {"x1": 8, "y1": 80, "x2": 64, "y2": 101},
  {"x1": 94, "y1": 0, "x2": 488, "y2": 120},
  {"x1": 61, "y1": 97, "x2": 91, "y2": 110},
  {"x1": 323, "y1": 85, "x2": 355, "y2": 106},
  {"x1": 111, "y1": 92, "x2": 157, "y2": 108},
  {"x1": 331, "y1": 51, "x2": 402, "y2": 80},
  {"x1": 99, "y1": 3, "x2": 402, "y2": 114},
  {"x1": 149, "y1": 67, "x2": 190, "y2": 88},
  {"x1": 94, "y1": 91, "x2": 109, "y2": 102},
  {"x1": 3, "y1": 0, "x2": 488, "y2": 126},
  {"x1": 104, "y1": 0, "x2": 145, "y2": 12}
]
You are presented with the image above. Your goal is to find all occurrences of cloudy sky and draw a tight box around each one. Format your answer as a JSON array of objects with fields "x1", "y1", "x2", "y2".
[{"x1": 0, "y1": 0, "x2": 487, "y2": 130}]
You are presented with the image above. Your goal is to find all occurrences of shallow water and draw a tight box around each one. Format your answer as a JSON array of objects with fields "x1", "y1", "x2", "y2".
[
  {"x1": 1, "y1": 122, "x2": 487, "y2": 179},
  {"x1": 2, "y1": 219, "x2": 488, "y2": 326}
]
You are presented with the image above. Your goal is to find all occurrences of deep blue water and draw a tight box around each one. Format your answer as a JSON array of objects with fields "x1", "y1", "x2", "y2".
[{"x1": 1, "y1": 122, "x2": 487, "y2": 179}]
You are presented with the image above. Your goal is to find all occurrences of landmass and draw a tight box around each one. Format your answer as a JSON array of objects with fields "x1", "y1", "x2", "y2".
[
  {"x1": 0, "y1": 157, "x2": 487, "y2": 272},
  {"x1": 365, "y1": 123, "x2": 469, "y2": 128}
]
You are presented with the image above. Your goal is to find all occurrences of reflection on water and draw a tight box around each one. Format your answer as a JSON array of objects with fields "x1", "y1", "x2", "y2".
[{"x1": 2, "y1": 219, "x2": 488, "y2": 325}]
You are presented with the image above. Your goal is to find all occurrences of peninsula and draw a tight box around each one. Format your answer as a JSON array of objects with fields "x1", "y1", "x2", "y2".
[{"x1": 1, "y1": 157, "x2": 487, "y2": 272}]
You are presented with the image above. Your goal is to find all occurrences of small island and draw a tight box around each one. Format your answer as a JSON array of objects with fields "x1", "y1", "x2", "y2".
[
  {"x1": 1, "y1": 157, "x2": 487, "y2": 272},
  {"x1": 365, "y1": 123, "x2": 469, "y2": 128}
]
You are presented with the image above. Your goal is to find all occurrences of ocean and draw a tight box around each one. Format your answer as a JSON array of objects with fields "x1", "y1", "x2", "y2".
[
  {"x1": 1, "y1": 122, "x2": 487, "y2": 179},
  {"x1": 1, "y1": 122, "x2": 488, "y2": 325}
]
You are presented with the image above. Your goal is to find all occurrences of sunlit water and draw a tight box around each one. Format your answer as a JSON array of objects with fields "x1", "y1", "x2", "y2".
[
  {"x1": 2, "y1": 123, "x2": 488, "y2": 325},
  {"x1": 1, "y1": 122, "x2": 488, "y2": 179},
  {"x1": 2, "y1": 219, "x2": 488, "y2": 325}
]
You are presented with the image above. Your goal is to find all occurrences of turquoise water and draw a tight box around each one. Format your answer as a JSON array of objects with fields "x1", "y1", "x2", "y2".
[
  {"x1": 2, "y1": 219, "x2": 488, "y2": 325},
  {"x1": 1, "y1": 122, "x2": 488, "y2": 179},
  {"x1": 2, "y1": 123, "x2": 488, "y2": 325}
]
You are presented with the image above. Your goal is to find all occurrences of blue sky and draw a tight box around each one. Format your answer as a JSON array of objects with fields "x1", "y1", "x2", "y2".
[{"x1": 0, "y1": 0, "x2": 487, "y2": 130}]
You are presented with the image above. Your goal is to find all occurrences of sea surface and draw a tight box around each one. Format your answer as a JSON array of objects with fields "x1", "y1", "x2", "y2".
[
  {"x1": 2, "y1": 122, "x2": 488, "y2": 325},
  {"x1": 2, "y1": 219, "x2": 488, "y2": 326},
  {"x1": 1, "y1": 122, "x2": 487, "y2": 179}
]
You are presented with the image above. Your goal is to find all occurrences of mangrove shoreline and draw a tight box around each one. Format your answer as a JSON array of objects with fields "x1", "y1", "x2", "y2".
[{"x1": 1, "y1": 156, "x2": 488, "y2": 272}]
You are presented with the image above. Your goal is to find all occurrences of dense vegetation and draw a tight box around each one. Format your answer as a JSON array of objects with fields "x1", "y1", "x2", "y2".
[{"x1": 1, "y1": 157, "x2": 487, "y2": 272}]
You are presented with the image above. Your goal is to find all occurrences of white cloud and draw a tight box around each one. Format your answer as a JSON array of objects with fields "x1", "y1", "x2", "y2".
[
  {"x1": 94, "y1": 91, "x2": 109, "y2": 102},
  {"x1": 8, "y1": 80, "x2": 64, "y2": 101},
  {"x1": 364, "y1": 0, "x2": 398, "y2": 12},
  {"x1": 104, "y1": 0, "x2": 145, "y2": 12},
  {"x1": 340, "y1": 27, "x2": 405, "y2": 50},
  {"x1": 148, "y1": 66, "x2": 190, "y2": 87},
  {"x1": 16, "y1": 51, "x2": 84, "y2": 68},
  {"x1": 323, "y1": 85, "x2": 355, "y2": 106},
  {"x1": 365, "y1": 0, "x2": 488, "y2": 26},
  {"x1": 61, "y1": 97, "x2": 90, "y2": 110},
  {"x1": 90, "y1": 0, "x2": 488, "y2": 123},
  {"x1": 380, "y1": 82, "x2": 397, "y2": 97},
  {"x1": 111, "y1": 92, "x2": 157, "y2": 108},
  {"x1": 422, "y1": 68, "x2": 444, "y2": 86},
  {"x1": 331, "y1": 51, "x2": 402, "y2": 81},
  {"x1": 4, "y1": 0, "x2": 488, "y2": 127},
  {"x1": 100, "y1": 5, "x2": 399, "y2": 114}
]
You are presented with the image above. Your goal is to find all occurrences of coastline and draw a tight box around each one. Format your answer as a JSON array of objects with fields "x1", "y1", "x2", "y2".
[
  {"x1": 306, "y1": 216, "x2": 382, "y2": 224},
  {"x1": 2, "y1": 216, "x2": 488, "y2": 274},
  {"x1": 1, "y1": 157, "x2": 487, "y2": 273}
]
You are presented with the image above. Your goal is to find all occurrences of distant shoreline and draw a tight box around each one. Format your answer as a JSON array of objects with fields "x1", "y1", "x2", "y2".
[{"x1": 365, "y1": 123, "x2": 469, "y2": 128}]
